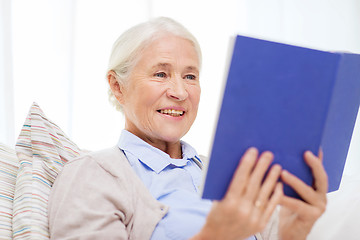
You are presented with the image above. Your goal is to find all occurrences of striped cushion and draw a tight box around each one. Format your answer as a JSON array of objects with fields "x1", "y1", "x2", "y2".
[
  {"x1": 13, "y1": 103, "x2": 82, "y2": 239},
  {"x1": 0, "y1": 143, "x2": 19, "y2": 240}
]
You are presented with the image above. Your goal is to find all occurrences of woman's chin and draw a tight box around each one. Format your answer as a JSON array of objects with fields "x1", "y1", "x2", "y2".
[
  {"x1": 154, "y1": 128, "x2": 188, "y2": 144},
  {"x1": 158, "y1": 134, "x2": 183, "y2": 144}
]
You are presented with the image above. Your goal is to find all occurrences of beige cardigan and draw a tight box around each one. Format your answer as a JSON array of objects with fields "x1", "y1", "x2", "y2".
[
  {"x1": 48, "y1": 146, "x2": 278, "y2": 240},
  {"x1": 48, "y1": 146, "x2": 168, "y2": 239}
]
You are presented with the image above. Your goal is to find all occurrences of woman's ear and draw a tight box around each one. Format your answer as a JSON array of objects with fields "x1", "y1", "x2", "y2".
[{"x1": 107, "y1": 71, "x2": 125, "y2": 104}]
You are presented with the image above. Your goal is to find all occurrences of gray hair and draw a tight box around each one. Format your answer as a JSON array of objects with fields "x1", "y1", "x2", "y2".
[{"x1": 106, "y1": 17, "x2": 202, "y2": 112}]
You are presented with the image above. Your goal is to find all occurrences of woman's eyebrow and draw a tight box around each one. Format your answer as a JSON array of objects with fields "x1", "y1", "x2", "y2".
[
  {"x1": 151, "y1": 63, "x2": 171, "y2": 70},
  {"x1": 185, "y1": 66, "x2": 199, "y2": 75},
  {"x1": 151, "y1": 63, "x2": 199, "y2": 75}
]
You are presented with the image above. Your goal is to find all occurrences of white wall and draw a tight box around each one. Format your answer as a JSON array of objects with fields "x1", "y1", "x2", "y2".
[{"x1": 3, "y1": 0, "x2": 360, "y2": 178}]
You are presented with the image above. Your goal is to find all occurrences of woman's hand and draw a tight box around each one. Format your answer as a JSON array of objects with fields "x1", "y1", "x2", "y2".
[
  {"x1": 192, "y1": 147, "x2": 283, "y2": 240},
  {"x1": 279, "y1": 150, "x2": 328, "y2": 240}
]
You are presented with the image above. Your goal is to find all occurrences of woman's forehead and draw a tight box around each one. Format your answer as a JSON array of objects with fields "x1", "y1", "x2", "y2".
[{"x1": 138, "y1": 36, "x2": 200, "y2": 68}]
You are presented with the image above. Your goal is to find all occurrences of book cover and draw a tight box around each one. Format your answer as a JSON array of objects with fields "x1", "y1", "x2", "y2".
[{"x1": 202, "y1": 35, "x2": 360, "y2": 200}]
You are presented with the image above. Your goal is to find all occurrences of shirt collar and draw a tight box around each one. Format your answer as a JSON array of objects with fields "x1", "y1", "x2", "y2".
[{"x1": 117, "y1": 130, "x2": 200, "y2": 173}]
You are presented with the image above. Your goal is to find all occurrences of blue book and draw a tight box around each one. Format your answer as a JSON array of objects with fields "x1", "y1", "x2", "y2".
[{"x1": 202, "y1": 35, "x2": 360, "y2": 200}]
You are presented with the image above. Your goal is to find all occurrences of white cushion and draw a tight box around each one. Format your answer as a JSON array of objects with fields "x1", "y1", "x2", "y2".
[{"x1": 13, "y1": 103, "x2": 82, "y2": 239}]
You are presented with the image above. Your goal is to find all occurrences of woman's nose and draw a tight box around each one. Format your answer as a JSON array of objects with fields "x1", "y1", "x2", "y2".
[{"x1": 167, "y1": 76, "x2": 188, "y2": 101}]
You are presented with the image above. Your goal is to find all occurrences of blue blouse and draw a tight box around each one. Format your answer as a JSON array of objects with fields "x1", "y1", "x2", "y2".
[{"x1": 118, "y1": 130, "x2": 256, "y2": 240}]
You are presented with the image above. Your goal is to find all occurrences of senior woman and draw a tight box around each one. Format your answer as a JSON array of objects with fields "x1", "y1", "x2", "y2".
[{"x1": 48, "y1": 17, "x2": 328, "y2": 240}]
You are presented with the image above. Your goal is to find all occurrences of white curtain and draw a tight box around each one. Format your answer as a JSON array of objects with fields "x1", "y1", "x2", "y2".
[
  {"x1": 1, "y1": 0, "x2": 360, "y2": 238},
  {"x1": 0, "y1": 0, "x2": 14, "y2": 145},
  {"x1": 11, "y1": 0, "x2": 76, "y2": 141}
]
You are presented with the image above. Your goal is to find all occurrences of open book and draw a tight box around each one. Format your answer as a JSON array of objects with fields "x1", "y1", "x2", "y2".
[{"x1": 202, "y1": 35, "x2": 360, "y2": 200}]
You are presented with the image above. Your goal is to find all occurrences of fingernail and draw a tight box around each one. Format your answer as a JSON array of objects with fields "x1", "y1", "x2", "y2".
[
  {"x1": 248, "y1": 147, "x2": 258, "y2": 154},
  {"x1": 305, "y1": 150, "x2": 314, "y2": 157},
  {"x1": 262, "y1": 151, "x2": 274, "y2": 159},
  {"x1": 282, "y1": 170, "x2": 289, "y2": 177},
  {"x1": 272, "y1": 164, "x2": 282, "y2": 172}
]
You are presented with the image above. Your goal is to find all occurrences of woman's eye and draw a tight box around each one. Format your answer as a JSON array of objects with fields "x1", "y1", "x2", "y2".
[
  {"x1": 155, "y1": 72, "x2": 167, "y2": 78},
  {"x1": 185, "y1": 74, "x2": 196, "y2": 80}
]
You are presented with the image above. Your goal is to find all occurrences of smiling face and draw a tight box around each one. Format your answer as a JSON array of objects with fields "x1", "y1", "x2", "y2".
[{"x1": 114, "y1": 35, "x2": 201, "y2": 152}]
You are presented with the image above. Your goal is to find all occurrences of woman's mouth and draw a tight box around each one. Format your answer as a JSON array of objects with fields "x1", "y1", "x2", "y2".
[{"x1": 157, "y1": 109, "x2": 184, "y2": 117}]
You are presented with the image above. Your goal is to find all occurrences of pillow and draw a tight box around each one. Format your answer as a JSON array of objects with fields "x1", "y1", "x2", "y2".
[
  {"x1": 0, "y1": 143, "x2": 19, "y2": 240},
  {"x1": 13, "y1": 102, "x2": 82, "y2": 240}
]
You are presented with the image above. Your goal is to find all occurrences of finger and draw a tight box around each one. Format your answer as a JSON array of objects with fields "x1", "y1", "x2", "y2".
[
  {"x1": 261, "y1": 182, "x2": 283, "y2": 224},
  {"x1": 304, "y1": 151, "x2": 328, "y2": 194},
  {"x1": 318, "y1": 148, "x2": 323, "y2": 162},
  {"x1": 226, "y1": 147, "x2": 258, "y2": 197},
  {"x1": 280, "y1": 195, "x2": 311, "y2": 216},
  {"x1": 281, "y1": 192, "x2": 327, "y2": 221},
  {"x1": 244, "y1": 151, "x2": 274, "y2": 200},
  {"x1": 281, "y1": 170, "x2": 319, "y2": 204},
  {"x1": 256, "y1": 164, "x2": 282, "y2": 203}
]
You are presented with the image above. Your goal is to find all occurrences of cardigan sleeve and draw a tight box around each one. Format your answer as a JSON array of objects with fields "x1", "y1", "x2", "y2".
[{"x1": 48, "y1": 154, "x2": 131, "y2": 240}]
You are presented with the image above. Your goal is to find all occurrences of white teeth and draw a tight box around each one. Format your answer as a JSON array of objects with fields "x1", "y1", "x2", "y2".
[{"x1": 160, "y1": 109, "x2": 184, "y2": 116}]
